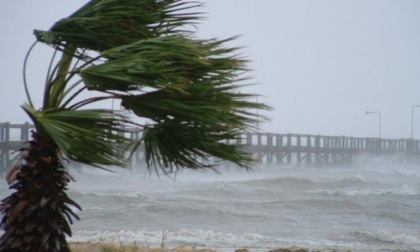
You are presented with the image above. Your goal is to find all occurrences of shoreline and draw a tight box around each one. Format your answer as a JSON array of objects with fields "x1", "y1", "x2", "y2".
[{"x1": 68, "y1": 242, "x2": 349, "y2": 252}]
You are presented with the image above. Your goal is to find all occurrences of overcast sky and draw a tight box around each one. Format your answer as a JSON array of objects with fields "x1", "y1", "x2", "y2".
[{"x1": 1, "y1": 1, "x2": 420, "y2": 139}]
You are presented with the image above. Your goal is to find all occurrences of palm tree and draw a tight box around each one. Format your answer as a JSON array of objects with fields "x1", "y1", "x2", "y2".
[{"x1": 0, "y1": 0, "x2": 268, "y2": 251}]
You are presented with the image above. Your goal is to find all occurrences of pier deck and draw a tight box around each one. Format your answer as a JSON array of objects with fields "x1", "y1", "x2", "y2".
[{"x1": 1, "y1": 122, "x2": 419, "y2": 170}]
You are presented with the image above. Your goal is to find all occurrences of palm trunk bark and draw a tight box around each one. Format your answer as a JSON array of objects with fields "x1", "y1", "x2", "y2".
[{"x1": 0, "y1": 131, "x2": 81, "y2": 252}]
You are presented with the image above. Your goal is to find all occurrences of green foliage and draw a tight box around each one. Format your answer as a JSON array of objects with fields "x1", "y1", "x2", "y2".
[
  {"x1": 80, "y1": 36, "x2": 244, "y2": 92},
  {"x1": 34, "y1": 0, "x2": 201, "y2": 51},
  {"x1": 22, "y1": 104, "x2": 132, "y2": 168},
  {"x1": 141, "y1": 121, "x2": 251, "y2": 171},
  {"x1": 25, "y1": 0, "x2": 269, "y2": 172}
]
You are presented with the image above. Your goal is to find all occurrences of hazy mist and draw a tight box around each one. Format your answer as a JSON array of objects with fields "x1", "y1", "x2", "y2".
[{"x1": 2, "y1": 0, "x2": 420, "y2": 139}]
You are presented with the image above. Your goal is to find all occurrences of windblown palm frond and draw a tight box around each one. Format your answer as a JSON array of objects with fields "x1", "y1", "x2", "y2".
[
  {"x1": 80, "y1": 36, "x2": 244, "y2": 92},
  {"x1": 34, "y1": 0, "x2": 202, "y2": 51},
  {"x1": 141, "y1": 121, "x2": 251, "y2": 172},
  {"x1": 120, "y1": 85, "x2": 260, "y2": 128},
  {"x1": 22, "y1": 104, "x2": 132, "y2": 168}
]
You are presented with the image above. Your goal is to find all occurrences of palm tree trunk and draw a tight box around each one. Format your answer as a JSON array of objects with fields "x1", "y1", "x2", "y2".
[{"x1": 0, "y1": 131, "x2": 81, "y2": 252}]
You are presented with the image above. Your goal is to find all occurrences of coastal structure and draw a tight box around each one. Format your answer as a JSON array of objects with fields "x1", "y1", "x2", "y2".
[{"x1": 1, "y1": 122, "x2": 419, "y2": 171}]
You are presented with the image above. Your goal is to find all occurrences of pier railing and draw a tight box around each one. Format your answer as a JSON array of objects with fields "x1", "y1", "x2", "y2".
[
  {"x1": 1, "y1": 123, "x2": 420, "y2": 170},
  {"x1": 237, "y1": 133, "x2": 420, "y2": 166}
]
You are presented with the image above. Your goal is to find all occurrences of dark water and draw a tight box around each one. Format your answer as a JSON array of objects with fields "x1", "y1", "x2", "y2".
[{"x1": 1, "y1": 157, "x2": 419, "y2": 251}]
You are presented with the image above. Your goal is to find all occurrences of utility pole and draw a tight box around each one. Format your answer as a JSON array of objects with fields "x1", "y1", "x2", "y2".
[{"x1": 366, "y1": 111, "x2": 381, "y2": 138}]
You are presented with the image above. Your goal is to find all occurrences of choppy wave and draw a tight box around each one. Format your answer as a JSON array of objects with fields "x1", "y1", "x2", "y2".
[
  {"x1": 68, "y1": 229, "x2": 280, "y2": 249},
  {"x1": 346, "y1": 230, "x2": 420, "y2": 251},
  {"x1": 306, "y1": 184, "x2": 419, "y2": 196},
  {"x1": 1, "y1": 161, "x2": 419, "y2": 251}
]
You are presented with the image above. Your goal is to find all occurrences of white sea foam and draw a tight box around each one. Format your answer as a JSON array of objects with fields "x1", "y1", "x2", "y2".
[
  {"x1": 357, "y1": 230, "x2": 420, "y2": 246},
  {"x1": 68, "y1": 229, "x2": 281, "y2": 249},
  {"x1": 348, "y1": 230, "x2": 420, "y2": 251},
  {"x1": 307, "y1": 184, "x2": 419, "y2": 196},
  {"x1": 68, "y1": 229, "x2": 355, "y2": 251}
]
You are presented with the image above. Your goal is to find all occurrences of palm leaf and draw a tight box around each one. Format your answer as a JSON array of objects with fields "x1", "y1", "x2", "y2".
[
  {"x1": 138, "y1": 120, "x2": 253, "y2": 172},
  {"x1": 34, "y1": 0, "x2": 202, "y2": 51},
  {"x1": 21, "y1": 104, "x2": 132, "y2": 167},
  {"x1": 80, "y1": 36, "x2": 245, "y2": 92},
  {"x1": 120, "y1": 85, "x2": 267, "y2": 127},
  {"x1": 122, "y1": 86, "x2": 269, "y2": 171}
]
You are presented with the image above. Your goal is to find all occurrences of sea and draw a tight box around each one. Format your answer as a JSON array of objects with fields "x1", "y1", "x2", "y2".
[{"x1": 1, "y1": 155, "x2": 419, "y2": 252}]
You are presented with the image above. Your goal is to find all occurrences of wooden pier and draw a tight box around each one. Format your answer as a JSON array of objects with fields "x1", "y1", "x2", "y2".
[
  {"x1": 1, "y1": 122, "x2": 420, "y2": 171},
  {"x1": 238, "y1": 133, "x2": 420, "y2": 167},
  {"x1": 0, "y1": 122, "x2": 34, "y2": 172}
]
